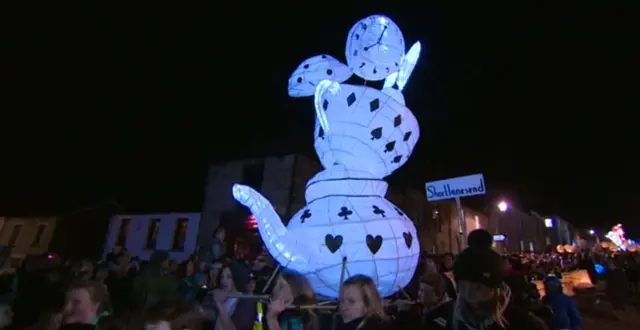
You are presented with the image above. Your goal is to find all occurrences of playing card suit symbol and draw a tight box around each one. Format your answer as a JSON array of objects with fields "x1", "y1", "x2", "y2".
[
  {"x1": 325, "y1": 234, "x2": 343, "y2": 253},
  {"x1": 366, "y1": 234, "x2": 383, "y2": 255},
  {"x1": 403, "y1": 232, "x2": 413, "y2": 248}
]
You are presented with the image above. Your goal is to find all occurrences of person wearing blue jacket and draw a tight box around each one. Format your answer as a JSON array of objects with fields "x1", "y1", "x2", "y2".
[{"x1": 541, "y1": 275, "x2": 582, "y2": 330}]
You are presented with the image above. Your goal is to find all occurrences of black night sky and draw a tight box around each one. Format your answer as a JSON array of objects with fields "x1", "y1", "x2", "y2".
[{"x1": 0, "y1": 3, "x2": 637, "y2": 236}]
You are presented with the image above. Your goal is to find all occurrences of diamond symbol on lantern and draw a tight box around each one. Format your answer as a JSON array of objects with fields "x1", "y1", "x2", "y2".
[
  {"x1": 346, "y1": 92, "x2": 356, "y2": 106},
  {"x1": 394, "y1": 115, "x2": 402, "y2": 127},
  {"x1": 369, "y1": 98, "x2": 380, "y2": 112}
]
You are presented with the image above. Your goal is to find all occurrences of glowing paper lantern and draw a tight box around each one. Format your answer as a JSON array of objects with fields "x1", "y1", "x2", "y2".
[
  {"x1": 232, "y1": 15, "x2": 421, "y2": 298},
  {"x1": 384, "y1": 42, "x2": 422, "y2": 91},
  {"x1": 345, "y1": 15, "x2": 405, "y2": 81},
  {"x1": 381, "y1": 87, "x2": 405, "y2": 105},
  {"x1": 288, "y1": 55, "x2": 352, "y2": 97},
  {"x1": 564, "y1": 245, "x2": 575, "y2": 253},
  {"x1": 556, "y1": 245, "x2": 565, "y2": 253}
]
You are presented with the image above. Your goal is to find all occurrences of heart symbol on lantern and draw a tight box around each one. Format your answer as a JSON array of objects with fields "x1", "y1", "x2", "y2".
[
  {"x1": 403, "y1": 232, "x2": 413, "y2": 248},
  {"x1": 325, "y1": 234, "x2": 343, "y2": 253},
  {"x1": 366, "y1": 234, "x2": 383, "y2": 254}
]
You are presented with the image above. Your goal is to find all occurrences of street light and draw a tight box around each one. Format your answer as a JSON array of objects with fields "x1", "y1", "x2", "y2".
[
  {"x1": 497, "y1": 201, "x2": 509, "y2": 212},
  {"x1": 588, "y1": 229, "x2": 595, "y2": 235}
]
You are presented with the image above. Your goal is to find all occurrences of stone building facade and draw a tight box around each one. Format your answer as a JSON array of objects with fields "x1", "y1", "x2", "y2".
[
  {"x1": 0, "y1": 217, "x2": 57, "y2": 267},
  {"x1": 199, "y1": 154, "x2": 321, "y2": 247},
  {"x1": 387, "y1": 187, "x2": 490, "y2": 254}
]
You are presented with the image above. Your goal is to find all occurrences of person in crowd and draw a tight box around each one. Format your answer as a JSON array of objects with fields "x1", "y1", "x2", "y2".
[
  {"x1": 502, "y1": 256, "x2": 530, "y2": 309},
  {"x1": 446, "y1": 229, "x2": 548, "y2": 330},
  {"x1": 36, "y1": 311, "x2": 63, "y2": 330},
  {"x1": 605, "y1": 257, "x2": 628, "y2": 313},
  {"x1": 104, "y1": 253, "x2": 134, "y2": 315},
  {"x1": 338, "y1": 275, "x2": 393, "y2": 330},
  {"x1": 251, "y1": 252, "x2": 274, "y2": 293},
  {"x1": 131, "y1": 251, "x2": 178, "y2": 313},
  {"x1": 211, "y1": 262, "x2": 256, "y2": 330},
  {"x1": 144, "y1": 300, "x2": 203, "y2": 330},
  {"x1": 13, "y1": 254, "x2": 66, "y2": 329},
  {"x1": 212, "y1": 227, "x2": 227, "y2": 262},
  {"x1": 94, "y1": 265, "x2": 109, "y2": 284},
  {"x1": 265, "y1": 269, "x2": 319, "y2": 330},
  {"x1": 208, "y1": 260, "x2": 224, "y2": 289},
  {"x1": 418, "y1": 273, "x2": 453, "y2": 329},
  {"x1": 177, "y1": 259, "x2": 205, "y2": 301},
  {"x1": 62, "y1": 280, "x2": 110, "y2": 326},
  {"x1": 541, "y1": 275, "x2": 581, "y2": 330},
  {"x1": 440, "y1": 253, "x2": 457, "y2": 300}
]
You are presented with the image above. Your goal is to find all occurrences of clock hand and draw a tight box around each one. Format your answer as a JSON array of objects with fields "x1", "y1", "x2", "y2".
[
  {"x1": 364, "y1": 25, "x2": 389, "y2": 50},
  {"x1": 376, "y1": 26, "x2": 388, "y2": 45}
]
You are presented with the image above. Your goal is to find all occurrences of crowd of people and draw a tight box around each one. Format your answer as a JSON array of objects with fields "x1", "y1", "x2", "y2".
[{"x1": 2, "y1": 227, "x2": 640, "y2": 330}]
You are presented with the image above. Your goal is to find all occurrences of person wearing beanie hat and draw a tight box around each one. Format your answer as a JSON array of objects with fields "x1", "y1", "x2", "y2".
[
  {"x1": 542, "y1": 275, "x2": 582, "y2": 330},
  {"x1": 467, "y1": 229, "x2": 494, "y2": 250},
  {"x1": 438, "y1": 230, "x2": 548, "y2": 330},
  {"x1": 454, "y1": 229, "x2": 503, "y2": 288}
]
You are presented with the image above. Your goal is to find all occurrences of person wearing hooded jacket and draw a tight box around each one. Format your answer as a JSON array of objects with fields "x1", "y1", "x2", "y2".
[{"x1": 541, "y1": 275, "x2": 582, "y2": 330}]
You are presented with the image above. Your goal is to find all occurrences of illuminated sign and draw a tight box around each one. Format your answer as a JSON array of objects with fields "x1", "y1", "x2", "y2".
[
  {"x1": 493, "y1": 234, "x2": 506, "y2": 242},
  {"x1": 544, "y1": 218, "x2": 554, "y2": 228}
]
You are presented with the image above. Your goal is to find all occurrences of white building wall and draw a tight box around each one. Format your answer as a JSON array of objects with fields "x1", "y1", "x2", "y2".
[{"x1": 103, "y1": 213, "x2": 200, "y2": 262}]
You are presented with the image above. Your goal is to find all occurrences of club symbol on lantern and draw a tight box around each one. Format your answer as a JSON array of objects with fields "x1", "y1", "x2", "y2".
[{"x1": 232, "y1": 14, "x2": 423, "y2": 298}]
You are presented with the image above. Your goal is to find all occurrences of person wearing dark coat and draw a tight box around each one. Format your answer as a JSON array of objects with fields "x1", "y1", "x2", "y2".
[
  {"x1": 428, "y1": 229, "x2": 548, "y2": 330},
  {"x1": 130, "y1": 251, "x2": 178, "y2": 313}
]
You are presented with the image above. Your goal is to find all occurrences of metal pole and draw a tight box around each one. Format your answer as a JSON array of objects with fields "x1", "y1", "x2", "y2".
[{"x1": 455, "y1": 197, "x2": 466, "y2": 251}]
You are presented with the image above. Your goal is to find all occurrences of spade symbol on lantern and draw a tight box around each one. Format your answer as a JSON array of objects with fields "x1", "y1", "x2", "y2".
[
  {"x1": 366, "y1": 235, "x2": 383, "y2": 255},
  {"x1": 384, "y1": 141, "x2": 395, "y2": 153},
  {"x1": 325, "y1": 234, "x2": 343, "y2": 253},
  {"x1": 403, "y1": 232, "x2": 413, "y2": 248},
  {"x1": 372, "y1": 205, "x2": 386, "y2": 217},
  {"x1": 300, "y1": 209, "x2": 312, "y2": 223},
  {"x1": 370, "y1": 127, "x2": 382, "y2": 140},
  {"x1": 338, "y1": 207, "x2": 353, "y2": 220}
]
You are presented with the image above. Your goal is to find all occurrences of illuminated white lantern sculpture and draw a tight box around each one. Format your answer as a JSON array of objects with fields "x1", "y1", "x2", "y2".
[{"x1": 233, "y1": 15, "x2": 422, "y2": 298}]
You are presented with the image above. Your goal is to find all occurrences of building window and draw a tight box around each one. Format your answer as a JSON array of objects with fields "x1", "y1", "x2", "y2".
[
  {"x1": 8, "y1": 224, "x2": 23, "y2": 247},
  {"x1": 145, "y1": 219, "x2": 161, "y2": 249},
  {"x1": 117, "y1": 218, "x2": 131, "y2": 246},
  {"x1": 172, "y1": 219, "x2": 189, "y2": 251},
  {"x1": 31, "y1": 224, "x2": 47, "y2": 247}
]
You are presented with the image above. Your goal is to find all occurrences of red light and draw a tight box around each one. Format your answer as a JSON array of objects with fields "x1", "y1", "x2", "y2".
[{"x1": 245, "y1": 215, "x2": 258, "y2": 230}]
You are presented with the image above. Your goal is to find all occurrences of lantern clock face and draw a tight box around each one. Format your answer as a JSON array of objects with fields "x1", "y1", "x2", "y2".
[{"x1": 345, "y1": 15, "x2": 405, "y2": 81}]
